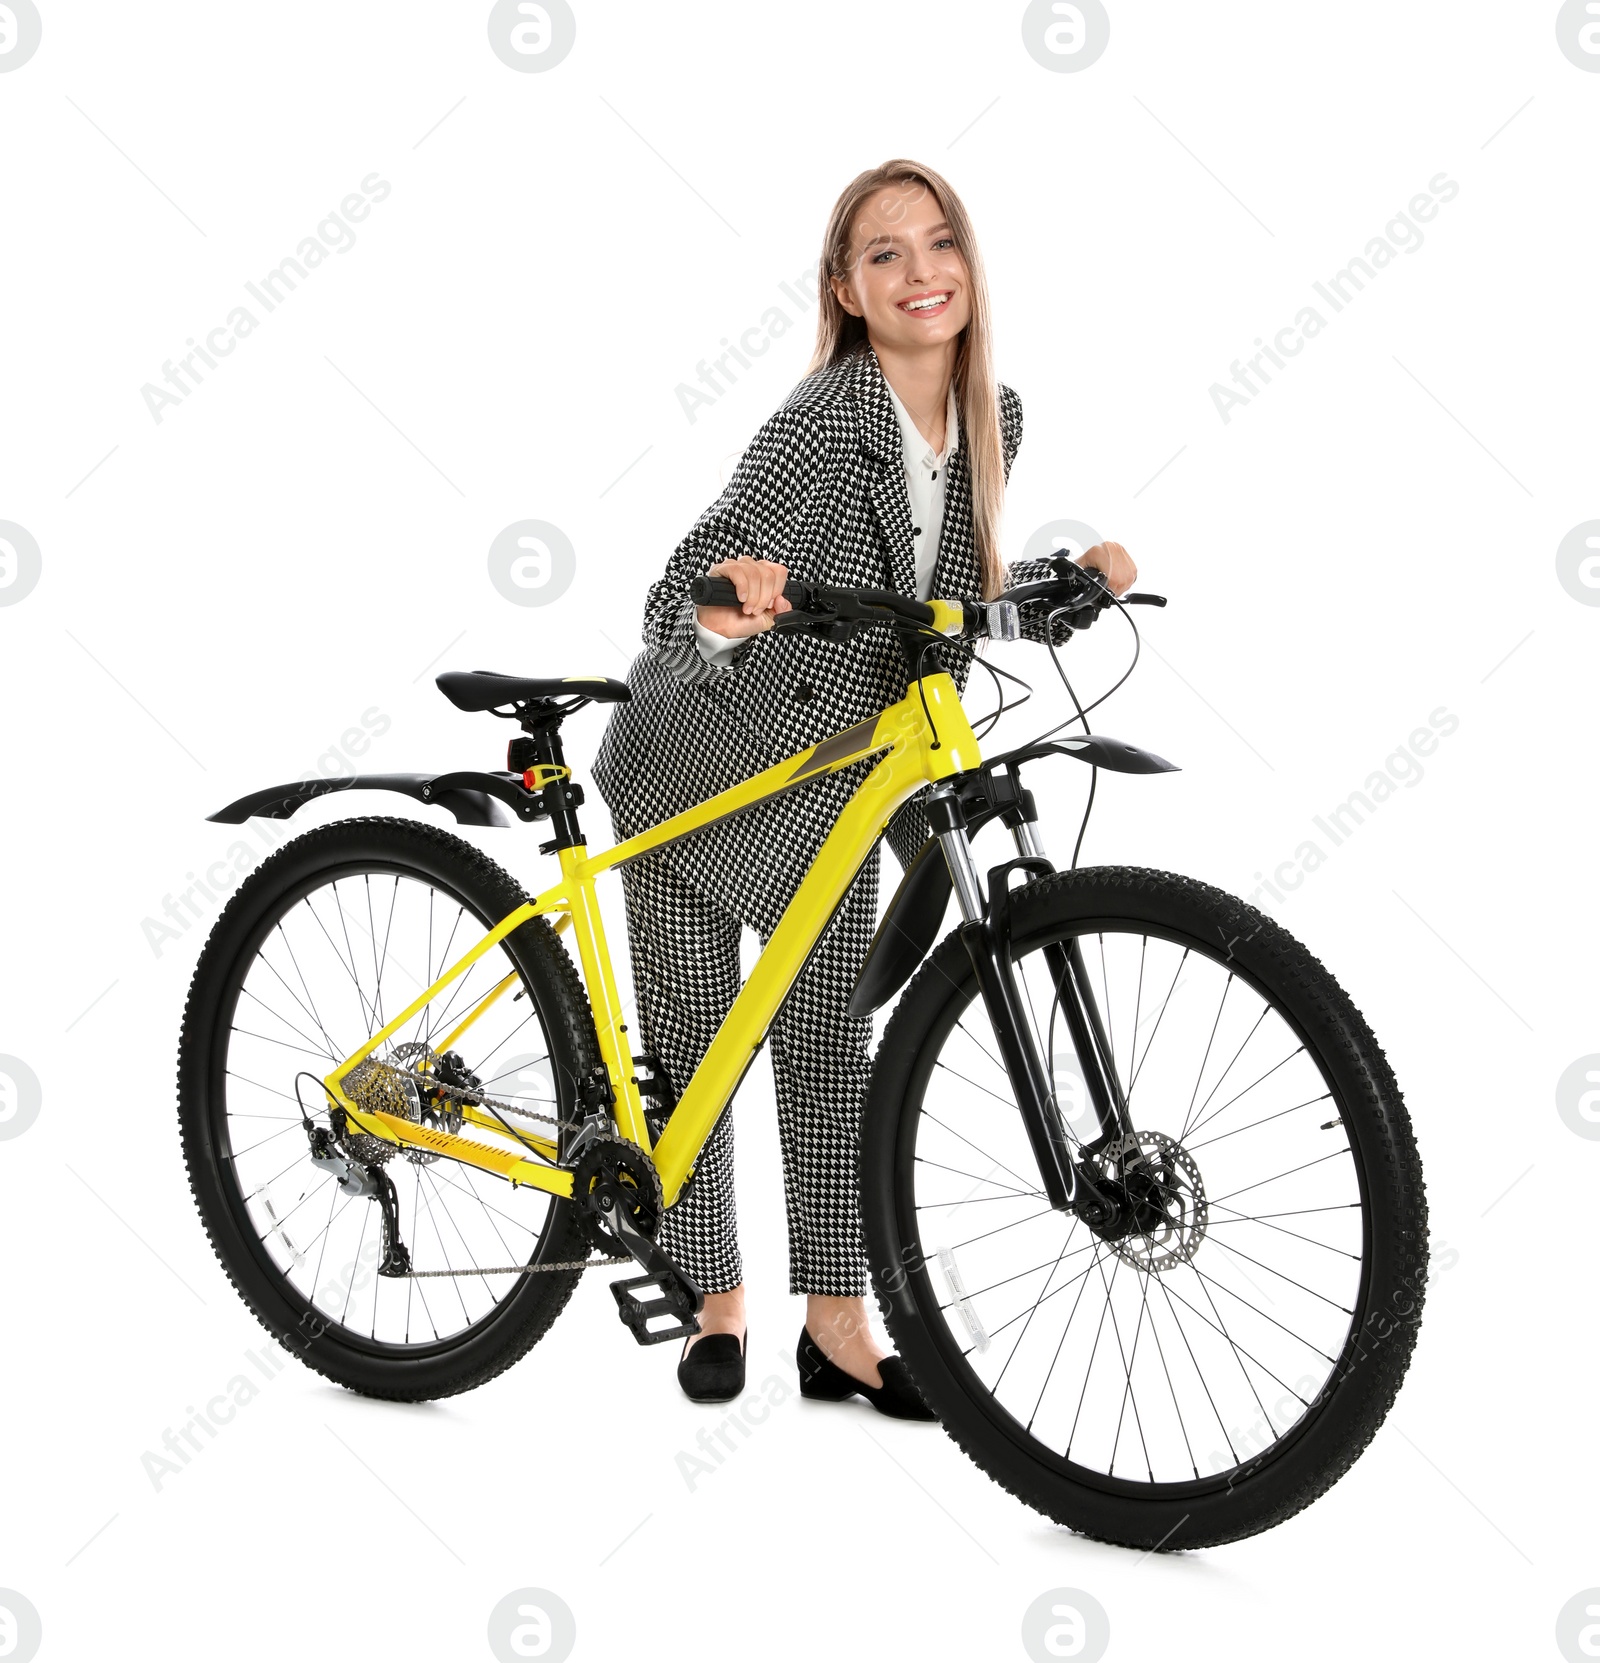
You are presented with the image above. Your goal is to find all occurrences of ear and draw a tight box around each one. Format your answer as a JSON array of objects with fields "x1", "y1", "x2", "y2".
[{"x1": 829, "y1": 271, "x2": 862, "y2": 318}]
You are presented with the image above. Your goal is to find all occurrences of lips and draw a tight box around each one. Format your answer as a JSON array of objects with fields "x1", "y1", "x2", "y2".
[{"x1": 897, "y1": 290, "x2": 953, "y2": 317}]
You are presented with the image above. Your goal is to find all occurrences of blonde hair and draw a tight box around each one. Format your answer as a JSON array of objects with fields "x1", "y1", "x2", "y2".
[{"x1": 806, "y1": 159, "x2": 1007, "y2": 600}]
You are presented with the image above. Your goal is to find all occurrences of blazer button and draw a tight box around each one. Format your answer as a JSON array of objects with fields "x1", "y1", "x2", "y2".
[{"x1": 792, "y1": 682, "x2": 815, "y2": 704}]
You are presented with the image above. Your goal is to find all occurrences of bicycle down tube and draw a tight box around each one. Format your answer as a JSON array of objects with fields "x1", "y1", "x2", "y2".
[{"x1": 320, "y1": 669, "x2": 983, "y2": 1204}]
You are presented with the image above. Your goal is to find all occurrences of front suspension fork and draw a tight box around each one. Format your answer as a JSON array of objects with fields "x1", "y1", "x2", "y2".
[{"x1": 929, "y1": 786, "x2": 1134, "y2": 1220}]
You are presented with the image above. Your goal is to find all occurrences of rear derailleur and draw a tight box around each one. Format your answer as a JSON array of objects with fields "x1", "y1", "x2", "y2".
[
  {"x1": 305, "y1": 1116, "x2": 411, "y2": 1277},
  {"x1": 300, "y1": 1044, "x2": 485, "y2": 1279}
]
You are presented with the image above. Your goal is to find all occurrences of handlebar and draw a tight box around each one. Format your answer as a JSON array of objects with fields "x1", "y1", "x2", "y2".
[
  {"x1": 688, "y1": 558, "x2": 1166, "y2": 645},
  {"x1": 689, "y1": 573, "x2": 936, "y2": 624}
]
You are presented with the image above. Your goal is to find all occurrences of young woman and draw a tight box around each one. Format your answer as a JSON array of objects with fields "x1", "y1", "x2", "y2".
[{"x1": 591, "y1": 159, "x2": 1137, "y2": 1414}]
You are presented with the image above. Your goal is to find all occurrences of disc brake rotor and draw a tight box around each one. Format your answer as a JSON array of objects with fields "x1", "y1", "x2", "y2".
[{"x1": 1098, "y1": 1129, "x2": 1208, "y2": 1273}]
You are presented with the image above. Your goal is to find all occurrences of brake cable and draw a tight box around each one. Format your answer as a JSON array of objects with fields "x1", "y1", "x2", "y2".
[{"x1": 1017, "y1": 582, "x2": 1146, "y2": 869}]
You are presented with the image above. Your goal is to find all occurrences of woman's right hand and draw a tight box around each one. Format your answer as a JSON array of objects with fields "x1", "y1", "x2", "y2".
[{"x1": 694, "y1": 555, "x2": 793, "y2": 638}]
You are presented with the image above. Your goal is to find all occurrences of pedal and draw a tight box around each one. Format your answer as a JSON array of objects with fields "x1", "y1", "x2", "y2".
[{"x1": 610, "y1": 1270, "x2": 703, "y2": 1346}]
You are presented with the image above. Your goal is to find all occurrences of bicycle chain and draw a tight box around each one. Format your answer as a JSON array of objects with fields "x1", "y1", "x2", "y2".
[
  {"x1": 342, "y1": 1047, "x2": 596, "y2": 1136},
  {"x1": 403, "y1": 1255, "x2": 629, "y2": 1278}
]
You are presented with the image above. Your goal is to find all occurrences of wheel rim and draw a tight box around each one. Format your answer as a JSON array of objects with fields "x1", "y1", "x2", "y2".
[
  {"x1": 901, "y1": 917, "x2": 1370, "y2": 1495},
  {"x1": 208, "y1": 862, "x2": 577, "y2": 1354}
]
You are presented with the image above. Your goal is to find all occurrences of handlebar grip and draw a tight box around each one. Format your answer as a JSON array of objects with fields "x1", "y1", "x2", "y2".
[{"x1": 689, "y1": 574, "x2": 808, "y2": 608}]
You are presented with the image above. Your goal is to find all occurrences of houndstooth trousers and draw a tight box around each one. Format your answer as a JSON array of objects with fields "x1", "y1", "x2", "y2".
[
  {"x1": 617, "y1": 804, "x2": 892, "y2": 1298},
  {"x1": 593, "y1": 343, "x2": 1049, "y2": 1296}
]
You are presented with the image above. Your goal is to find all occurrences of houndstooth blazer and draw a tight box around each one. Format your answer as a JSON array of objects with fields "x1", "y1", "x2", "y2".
[{"x1": 590, "y1": 340, "x2": 1069, "y2": 936}]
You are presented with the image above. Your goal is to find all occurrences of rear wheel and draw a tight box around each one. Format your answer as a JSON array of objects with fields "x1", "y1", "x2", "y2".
[
  {"x1": 177, "y1": 816, "x2": 600, "y2": 1401},
  {"x1": 861, "y1": 865, "x2": 1427, "y2": 1549}
]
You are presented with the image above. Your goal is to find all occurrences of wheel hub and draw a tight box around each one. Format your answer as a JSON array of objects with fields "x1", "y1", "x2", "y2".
[
  {"x1": 341, "y1": 1042, "x2": 473, "y2": 1166},
  {"x1": 1092, "y1": 1130, "x2": 1208, "y2": 1273}
]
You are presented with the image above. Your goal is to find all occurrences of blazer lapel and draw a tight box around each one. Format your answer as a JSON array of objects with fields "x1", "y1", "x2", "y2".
[{"x1": 850, "y1": 345, "x2": 918, "y2": 597}]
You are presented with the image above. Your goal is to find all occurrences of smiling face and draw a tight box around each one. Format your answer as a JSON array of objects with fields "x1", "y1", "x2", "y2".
[{"x1": 828, "y1": 179, "x2": 972, "y2": 352}]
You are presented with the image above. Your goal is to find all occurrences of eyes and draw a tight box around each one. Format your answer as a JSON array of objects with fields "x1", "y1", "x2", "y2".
[{"x1": 871, "y1": 235, "x2": 957, "y2": 265}]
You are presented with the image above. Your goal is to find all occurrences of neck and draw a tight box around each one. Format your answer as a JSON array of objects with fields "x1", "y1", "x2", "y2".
[{"x1": 869, "y1": 334, "x2": 958, "y2": 452}]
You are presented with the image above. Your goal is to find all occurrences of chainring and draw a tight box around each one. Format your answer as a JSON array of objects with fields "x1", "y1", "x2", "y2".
[{"x1": 573, "y1": 1138, "x2": 663, "y2": 1255}]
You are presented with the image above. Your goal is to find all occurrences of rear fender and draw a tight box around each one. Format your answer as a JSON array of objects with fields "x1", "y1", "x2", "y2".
[{"x1": 206, "y1": 770, "x2": 547, "y2": 829}]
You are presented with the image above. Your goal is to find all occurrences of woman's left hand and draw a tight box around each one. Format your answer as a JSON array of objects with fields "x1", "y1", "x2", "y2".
[{"x1": 1077, "y1": 541, "x2": 1137, "y2": 597}]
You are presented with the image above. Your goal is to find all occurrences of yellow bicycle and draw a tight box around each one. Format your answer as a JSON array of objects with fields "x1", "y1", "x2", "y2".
[{"x1": 178, "y1": 561, "x2": 1427, "y2": 1549}]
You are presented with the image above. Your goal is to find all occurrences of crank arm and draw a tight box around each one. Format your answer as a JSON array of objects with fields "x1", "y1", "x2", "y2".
[{"x1": 590, "y1": 1176, "x2": 704, "y2": 1343}]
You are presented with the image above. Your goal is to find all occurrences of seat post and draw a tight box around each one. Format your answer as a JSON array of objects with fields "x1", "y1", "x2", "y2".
[{"x1": 524, "y1": 719, "x2": 585, "y2": 850}]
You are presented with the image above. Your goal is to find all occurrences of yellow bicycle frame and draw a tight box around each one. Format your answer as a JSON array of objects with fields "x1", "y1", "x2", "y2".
[{"x1": 321, "y1": 652, "x2": 980, "y2": 1211}]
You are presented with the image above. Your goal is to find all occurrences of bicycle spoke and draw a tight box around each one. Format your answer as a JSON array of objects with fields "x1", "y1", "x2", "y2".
[
  {"x1": 947, "y1": 1245, "x2": 1088, "y2": 1307},
  {"x1": 1097, "y1": 934, "x2": 1117, "y2": 1099},
  {"x1": 1026, "y1": 1245, "x2": 1105, "y2": 1431},
  {"x1": 274, "y1": 921, "x2": 344, "y2": 1060},
  {"x1": 229, "y1": 1120, "x2": 305, "y2": 1160},
  {"x1": 1180, "y1": 973, "x2": 1233, "y2": 1137},
  {"x1": 1126, "y1": 947, "x2": 1187, "y2": 1102},
  {"x1": 1143, "y1": 1275, "x2": 1200, "y2": 1478},
  {"x1": 1209, "y1": 1147, "x2": 1352, "y2": 1207},
  {"x1": 229, "y1": 1026, "x2": 334, "y2": 1061},
  {"x1": 1204, "y1": 1236, "x2": 1352, "y2": 1315},
  {"x1": 225, "y1": 1070, "x2": 304, "y2": 1106},
  {"x1": 1106, "y1": 1256, "x2": 1157, "y2": 1480},
  {"x1": 921, "y1": 1188, "x2": 1050, "y2": 1214},
  {"x1": 946, "y1": 1207, "x2": 1058, "y2": 1252},
  {"x1": 906, "y1": 920, "x2": 1367, "y2": 1488},
  {"x1": 1179, "y1": 1005, "x2": 1270, "y2": 1142},
  {"x1": 1066, "y1": 1248, "x2": 1124, "y2": 1459},
  {"x1": 933, "y1": 1057, "x2": 1021, "y2": 1114},
  {"x1": 1127, "y1": 935, "x2": 1146, "y2": 1089},
  {"x1": 1205, "y1": 1201, "x2": 1360, "y2": 1258},
  {"x1": 1185, "y1": 1092, "x2": 1331, "y2": 1151},
  {"x1": 992, "y1": 1220, "x2": 1082, "y2": 1394},
  {"x1": 302, "y1": 888, "x2": 382, "y2": 1035},
  {"x1": 920, "y1": 1111, "x2": 1041, "y2": 1195},
  {"x1": 915, "y1": 1157, "x2": 1045, "y2": 1199},
  {"x1": 1168, "y1": 1272, "x2": 1303, "y2": 1408},
  {"x1": 246, "y1": 956, "x2": 341, "y2": 1061},
  {"x1": 1189, "y1": 1261, "x2": 1340, "y2": 1362},
  {"x1": 984, "y1": 1248, "x2": 1103, "y2": 1344},
  {"x1": 1183, "y1": 1042, "x2": 1307, "y2": 1145},
  {"x1": 219, "y1": 864, "x2": 573, "y2": 1352}
]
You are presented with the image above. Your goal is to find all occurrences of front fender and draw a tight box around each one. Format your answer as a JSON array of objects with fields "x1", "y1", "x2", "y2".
[
  {"x1": 206, "y1": 770, "x2": 547, "y2": 829},
  {"x1": 847, "y1": 731, "x2": 1178, "y2": 1018}
]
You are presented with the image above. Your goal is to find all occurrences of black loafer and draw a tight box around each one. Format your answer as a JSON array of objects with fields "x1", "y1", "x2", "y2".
[
  {"x1": 677, "y1": 1329, "x2": 747, "y2": 1402},
  {"x1": 796, "y1": 1326, "x2": 936, "y2": 1421}
]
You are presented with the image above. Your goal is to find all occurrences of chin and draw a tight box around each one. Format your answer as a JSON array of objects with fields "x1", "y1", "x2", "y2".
[{"x1": 883, "y1": 316, "x2": 965, "y2": 345}]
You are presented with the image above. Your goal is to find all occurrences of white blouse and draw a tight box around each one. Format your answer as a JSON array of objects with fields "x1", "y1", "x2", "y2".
[{"x1": 693, "y1": 374, "x2": 960, "y2": 666}]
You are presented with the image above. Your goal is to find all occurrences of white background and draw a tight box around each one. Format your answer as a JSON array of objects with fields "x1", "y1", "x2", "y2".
[{"x1": 1, "y1": 3, "x2": 1595, "y2": 1660}]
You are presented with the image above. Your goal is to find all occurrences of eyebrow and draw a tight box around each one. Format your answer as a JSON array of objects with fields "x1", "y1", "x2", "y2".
[{"x1": 859, "y1": 220, "x2": 952, "y2": 252}]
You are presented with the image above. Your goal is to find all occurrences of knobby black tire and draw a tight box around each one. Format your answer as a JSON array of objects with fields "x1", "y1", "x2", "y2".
[
  {"x1": 177, "y1": 816, "x2": 600, "y2": 1401},
  {"x1": 860, "y1": 865, "x2": 1427, "y2": 1550}
]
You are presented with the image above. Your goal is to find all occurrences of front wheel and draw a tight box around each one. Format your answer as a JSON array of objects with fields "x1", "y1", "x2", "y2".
[{"x1": 861, "y1": 865, "x2": 1427, "y2": 1549}]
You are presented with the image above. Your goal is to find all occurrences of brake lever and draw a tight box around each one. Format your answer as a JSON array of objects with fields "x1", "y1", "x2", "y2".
[{"x1": 1058, "y1": 560, "x2": 1168, "y2": 611}]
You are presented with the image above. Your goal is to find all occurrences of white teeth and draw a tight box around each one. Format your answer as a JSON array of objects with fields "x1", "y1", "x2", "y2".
[{"x1": 901, "y1": 294, "x2": 949, "y2": 311}]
